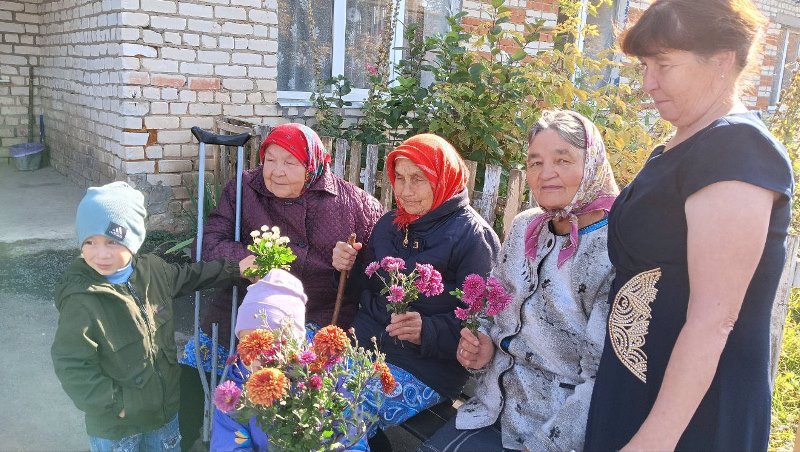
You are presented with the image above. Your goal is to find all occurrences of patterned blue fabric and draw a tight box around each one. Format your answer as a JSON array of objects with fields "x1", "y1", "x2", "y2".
[
  {"x1": 347, "y1": 363, "x2": 444, "y2": 451},
  {"x1": 179, "y1": 329, "x2": 230, "y2": 376}
]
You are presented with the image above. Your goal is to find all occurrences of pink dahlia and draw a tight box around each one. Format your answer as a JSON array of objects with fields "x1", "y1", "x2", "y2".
[{"x1": 213, "y1": 380, "x2": 242, "y2": 413}]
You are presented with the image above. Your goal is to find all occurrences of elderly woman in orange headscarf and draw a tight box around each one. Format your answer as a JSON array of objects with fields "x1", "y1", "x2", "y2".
[{"x1": 333, "y1": 133, "x2": 501, "y2": 447}]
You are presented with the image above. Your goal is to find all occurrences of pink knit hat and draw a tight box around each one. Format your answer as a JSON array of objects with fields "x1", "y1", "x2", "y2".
[{"x1": 235, "y1": 269, "x2": 307, "y2": 342}]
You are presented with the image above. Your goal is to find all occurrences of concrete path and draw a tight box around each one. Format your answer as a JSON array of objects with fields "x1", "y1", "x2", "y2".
[{"x1": 0, "y1": 162, "x2": 87, "y2": 451}]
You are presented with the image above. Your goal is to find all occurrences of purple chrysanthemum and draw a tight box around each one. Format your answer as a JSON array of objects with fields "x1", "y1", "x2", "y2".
[
  {"x1": 213, "y1": 380, "x2": 241, "y2": 413},
  {"x1": 387, "y1": 285, "x2": 405, "y2": 303}
]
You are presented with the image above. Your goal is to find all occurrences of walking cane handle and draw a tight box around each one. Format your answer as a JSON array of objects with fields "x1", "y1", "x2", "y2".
[{"x1": 331, "y1": 233, "x2": 357, "y2": 326}]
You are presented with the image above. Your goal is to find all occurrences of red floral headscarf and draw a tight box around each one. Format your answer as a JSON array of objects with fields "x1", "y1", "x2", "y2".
[
  {"x1": 258, "y1": 123, "x2": 331, "y2": 194},
  {"x1": 386, "y1": 134, "x2": 467, "y2": 229}
]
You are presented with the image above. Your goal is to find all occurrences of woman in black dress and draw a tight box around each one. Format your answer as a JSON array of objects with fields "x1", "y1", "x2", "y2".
[{"x1": 584, "y1": 1, "x2": 794, "y2": 450}]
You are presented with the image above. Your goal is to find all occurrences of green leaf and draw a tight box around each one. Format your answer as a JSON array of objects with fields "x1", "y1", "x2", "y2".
[{"x1": 511, "y1": 49, "x2": 528, "y2": 61}]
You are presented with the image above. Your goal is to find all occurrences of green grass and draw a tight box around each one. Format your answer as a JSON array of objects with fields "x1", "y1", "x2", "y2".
[{"x1": 771, "y1": 289, "x2": 800, "y2": 451}]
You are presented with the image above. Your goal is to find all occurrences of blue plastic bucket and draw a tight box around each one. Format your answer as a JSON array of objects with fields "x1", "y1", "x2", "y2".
[{"x1": 9, "y1": 142, "x2": 44, "y2": 171}]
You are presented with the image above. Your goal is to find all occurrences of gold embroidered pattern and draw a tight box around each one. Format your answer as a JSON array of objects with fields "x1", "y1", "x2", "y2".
[{"x1": 608, "y1": 268, "x2": 661, "y2": 383}]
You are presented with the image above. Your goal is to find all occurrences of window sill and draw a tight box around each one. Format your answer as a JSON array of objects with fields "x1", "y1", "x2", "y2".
[{"x1": 277, "y1": 90, "x2": 368, "y2": 109}]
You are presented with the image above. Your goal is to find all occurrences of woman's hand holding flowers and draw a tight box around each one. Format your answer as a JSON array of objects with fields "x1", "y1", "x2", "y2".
[
  {"x1": 386, "y1": 312, "x2": 423, "y2": 345},
  {"x1": 238, "y1": 255, "x2": 257, "y2": 281},
  {"x1": 457, "y1": 328, "x2": 495, "y2": 369}
]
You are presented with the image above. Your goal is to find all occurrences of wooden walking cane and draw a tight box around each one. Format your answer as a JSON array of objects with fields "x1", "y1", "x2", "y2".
[{"x1": 331, "y1": 233, "x2": 357, "y2": 326}]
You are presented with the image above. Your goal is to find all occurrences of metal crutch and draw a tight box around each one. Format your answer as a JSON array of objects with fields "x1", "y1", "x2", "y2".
[{"x1": 189, "y1": 126, "x2": 251, "y2": 442}]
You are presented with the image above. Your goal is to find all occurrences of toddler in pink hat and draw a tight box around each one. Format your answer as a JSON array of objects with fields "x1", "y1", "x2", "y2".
[
  {"x1": 211, "y1": 269, "x2": 309, "y2": 452},
  {"x1": 235, "y1": 268, "x2": 308, "y2": 343}
]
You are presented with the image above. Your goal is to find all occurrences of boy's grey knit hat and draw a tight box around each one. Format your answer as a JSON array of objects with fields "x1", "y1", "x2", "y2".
[{"x1": 75, "y1": 181, "x2": 147, "y2": 253}]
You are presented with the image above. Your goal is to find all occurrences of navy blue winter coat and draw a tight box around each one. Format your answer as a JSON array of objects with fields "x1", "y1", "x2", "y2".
[{"x1": 351, "y1": 189, "x2": 500, "y2": 399}]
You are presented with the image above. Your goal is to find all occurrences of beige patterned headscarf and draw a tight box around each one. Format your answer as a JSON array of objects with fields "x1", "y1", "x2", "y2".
[{"x1": 524, "y1": 110, "x2": 619, "y2": 267}]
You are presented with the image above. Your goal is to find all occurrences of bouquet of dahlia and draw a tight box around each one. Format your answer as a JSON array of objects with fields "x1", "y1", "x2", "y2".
[
  {"x1": 244, "y1": 225, "x2": 297, "y2": 278},
  {"x1": 213, "y1": 323, "x2": 396, "y2": 451},
  {"x1": 365, "y1": 256, "x2": 445, "y2": 314},
  {"x1": 452, "y1": 274, "x2": 513, "y2": 333}
]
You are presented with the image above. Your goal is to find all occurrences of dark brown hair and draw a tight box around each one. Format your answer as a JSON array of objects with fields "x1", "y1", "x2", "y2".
[{"x1": 621, "y1": 0, "x2": 766, "y2": 72}]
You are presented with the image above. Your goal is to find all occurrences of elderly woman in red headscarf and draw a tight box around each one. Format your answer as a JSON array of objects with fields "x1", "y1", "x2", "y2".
[
  {"x1": 179, "y1": 123, "x2": 383, "y2": 450},
  {"x1": 333, "y1": 133, "x2": 501, "y2": 447}
]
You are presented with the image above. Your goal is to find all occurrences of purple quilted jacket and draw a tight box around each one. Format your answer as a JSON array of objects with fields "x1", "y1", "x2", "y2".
[{"x1": 199, "y1": 165, "x2": 384, "y2": 339}]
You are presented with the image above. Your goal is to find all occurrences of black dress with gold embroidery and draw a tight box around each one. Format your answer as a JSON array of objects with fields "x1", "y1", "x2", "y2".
[{"x1": 584, "y1": 112, "x2": 793, "y2": 451}]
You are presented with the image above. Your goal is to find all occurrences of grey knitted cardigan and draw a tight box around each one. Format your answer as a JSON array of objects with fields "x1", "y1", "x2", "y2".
[{"x1": 456, "y1": 208, "x2": 614, "y2": 451}]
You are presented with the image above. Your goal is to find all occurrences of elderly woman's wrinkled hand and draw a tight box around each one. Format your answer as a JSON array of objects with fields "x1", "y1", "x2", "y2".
[
  {"x1": 386, "y1": 312, "x2": 423, "y2": 345},
  {"x1": 332, "y1": 240, "x2": 362, "y2": 272},
  {"x1": 238, "y1": 254, "x2": 257, "y2": 282},
  {"x1": 457, "y1": 328, "x2": 494, "y2": 370}
]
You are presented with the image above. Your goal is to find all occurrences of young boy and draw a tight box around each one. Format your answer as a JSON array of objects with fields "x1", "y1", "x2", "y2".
[{"x1": 51, "y1": 181, "x2": 254, "y2": 452}]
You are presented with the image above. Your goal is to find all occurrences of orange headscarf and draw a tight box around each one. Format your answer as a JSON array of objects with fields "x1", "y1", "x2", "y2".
[{"x1": 386, "y1": 134, "x2": 467, "y2": 229}]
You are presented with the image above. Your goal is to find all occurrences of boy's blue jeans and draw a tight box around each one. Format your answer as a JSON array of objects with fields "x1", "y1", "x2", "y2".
[{"x1": 88, "y1": 414, "x2": 181, "y2": 452}]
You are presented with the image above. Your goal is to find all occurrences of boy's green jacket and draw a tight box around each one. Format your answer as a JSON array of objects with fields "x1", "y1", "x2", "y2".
[{"x1": 51, "y1": 254, "x2": 240, "y2": 439}]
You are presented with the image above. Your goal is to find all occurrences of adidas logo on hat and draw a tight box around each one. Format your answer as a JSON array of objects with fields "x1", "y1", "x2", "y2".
[{"x1": 106, "y1": 222, "x2": 128, "y2": 242}]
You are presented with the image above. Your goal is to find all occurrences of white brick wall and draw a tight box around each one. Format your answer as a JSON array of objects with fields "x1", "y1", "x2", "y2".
[{"x1": 0, "y1": 0, "x2": 40, "y2": 158}]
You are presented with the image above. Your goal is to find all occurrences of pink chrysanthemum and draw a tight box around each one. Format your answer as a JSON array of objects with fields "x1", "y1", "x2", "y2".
[
  {"x1": 308, "y1": 374, "x2": 323, "y2": 390},
  {"x1": 213, "y1": 380, "x2": 242, "y2": 413},
  {"x1": 380, "y1": 256, "x2": 406, "y2": 273},
  {"x1": 298, "y1": 350, "x2": 317, "y2": 365},
  {"x1": 387, "y1": 285, "x2": 405, "y2": 303},
  {"x1": 462, "y1": 274, "x2": 486, "y2": 300},
  {"x1": 485, "y1": 277, "x2": 512, "y2": 316},
  {"x1": 365, "y1": 262, "x2": 381, "y2": 277},
  {"x1": 414, "y1": 263, "x2": 444, "y2": 297},
  {"x1": 454, "y1": 307, "x2": 471, "y2": 321}
]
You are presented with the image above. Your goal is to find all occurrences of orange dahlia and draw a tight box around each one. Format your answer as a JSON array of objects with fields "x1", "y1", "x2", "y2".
[
  {"x1": 237, "y1": 329, "x2": 276, "y2": 366},
  {"x1": 245, "y1": 367, "x2": 288, "y2": 406},
  {"x1": 312, "y1": 325, "x2": 349, "y2": 359},
  {"x1": 308, "y1": 356, "x2": 325, "y2": 373},
  {"x1": 374, "y1": 361, "x2": 396, "y2": 394}
]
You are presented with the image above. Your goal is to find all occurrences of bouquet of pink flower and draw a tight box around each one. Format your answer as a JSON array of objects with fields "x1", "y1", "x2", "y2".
[
  {"x1": 451, "y1": 274, "x2": 513, "y2": 333},
  {"x1": 365, "y1": 256, "x2": 445, "y2": 314}
]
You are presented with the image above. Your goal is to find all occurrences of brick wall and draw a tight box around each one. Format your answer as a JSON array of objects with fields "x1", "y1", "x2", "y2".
[
  {"x1": 0, "y1": 0, "x2": 40, "y2": 158},
  {"x1": 38, "y1": 0, "x2": 123, "y2": 190},
  {"x1": 33, "y1": 0, "x2": 287, "y2": 229}
]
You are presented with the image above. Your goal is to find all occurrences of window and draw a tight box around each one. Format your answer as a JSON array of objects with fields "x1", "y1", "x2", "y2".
[
  {"x1": 770, "y1": 28, "x2": 800, "y2": 106},
  {"x1": 581, "y1": 0, "x2": 629, "y2": 87},
  {"x1": 277, "y1": 0, "x2": 459, "y2": 106}
]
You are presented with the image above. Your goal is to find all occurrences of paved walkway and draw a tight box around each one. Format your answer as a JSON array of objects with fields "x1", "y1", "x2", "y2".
[{"x1": 0, "y1": 162, "x2": 87, "y2": 451}]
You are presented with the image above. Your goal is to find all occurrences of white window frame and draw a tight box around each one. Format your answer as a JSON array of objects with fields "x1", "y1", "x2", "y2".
[
  {"x1": 770, "y1": 28, "x2": 799, "y2": 107},
  {"x1": 277, "y1": 0, "x2": 410, "y2": 107},
  {"x1": 575, "y1": 0, "x2": 630, "y2": 85}
]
